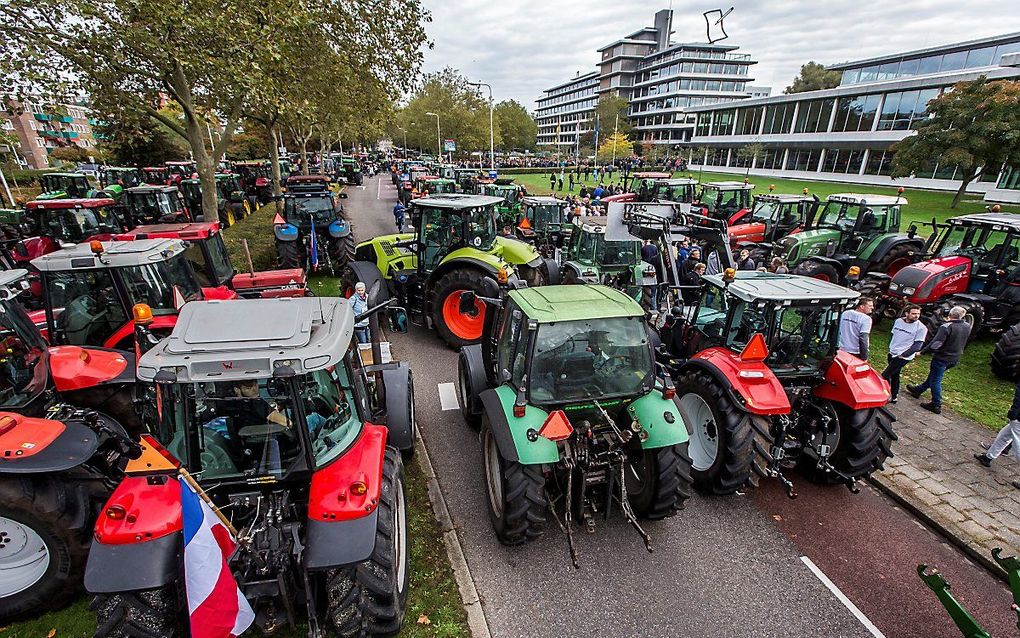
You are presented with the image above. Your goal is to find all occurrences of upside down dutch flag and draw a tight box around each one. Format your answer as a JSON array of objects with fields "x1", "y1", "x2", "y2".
[
  {"x1": 180, "y1": 477, "x2": 254, "y2": 638},
  {"x1": 309, "y1": 223, "x2": 319, "y2": 272}
]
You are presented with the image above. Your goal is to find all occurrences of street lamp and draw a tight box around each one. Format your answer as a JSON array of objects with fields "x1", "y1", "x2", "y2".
[
  {"x1": 468, "y1": 81, "x2": 494, "y2": 173},
  {"x1": 425, "y1": 112, "x2": 441, "y2": 162},
  {"x1": 397, "y1": 126, "x2": 408, "y2": 156}
]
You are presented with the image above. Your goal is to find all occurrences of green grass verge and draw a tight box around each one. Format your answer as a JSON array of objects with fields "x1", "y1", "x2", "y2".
[{"x1": 220, "y1": 201, "x2": 279, "y2": 272}]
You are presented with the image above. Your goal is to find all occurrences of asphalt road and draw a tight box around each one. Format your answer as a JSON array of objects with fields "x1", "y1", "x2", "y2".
[{"x1": 346, "y1": 174, "x2": 1015, "y2": 638}]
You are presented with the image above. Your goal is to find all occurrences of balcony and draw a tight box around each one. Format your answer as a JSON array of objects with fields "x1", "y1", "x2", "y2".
[
  {"x1": 61, "y1": 131, "x2": 79, "y2": 139},
  {"x1": 33, "y1": 113, "x2": 53, "y2": 121},
  {"x1": 40, "y1": 129, "x2": 60, "y2": 138},
  {"x1": 58, "y1": 115, "x2": 73, "y2": 123}
]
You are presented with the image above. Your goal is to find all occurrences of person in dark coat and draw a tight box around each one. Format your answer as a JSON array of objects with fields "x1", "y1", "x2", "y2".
[{"x1": 907, "y1": 305, "x2": 972, "y2": 414}]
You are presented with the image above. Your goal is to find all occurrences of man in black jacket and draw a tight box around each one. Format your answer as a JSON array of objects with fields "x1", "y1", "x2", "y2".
[
  {"x1": 973, "y1": 379, "x2": 1020, "y2": 490},
  {"x1": 907, "y1": 306, "x2": 971, "y2": 414}
]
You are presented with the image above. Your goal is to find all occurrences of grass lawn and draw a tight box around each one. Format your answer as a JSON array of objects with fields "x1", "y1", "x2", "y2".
[{"x1": 0, "y1": 205, "x2": 469, "y2": 638}]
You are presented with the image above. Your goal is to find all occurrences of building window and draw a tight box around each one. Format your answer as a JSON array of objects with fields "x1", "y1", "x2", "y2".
[
  {"x1": 760, "y1": 147, "x2": 785, "y2": 170},
  {"x1": 734, "y1": 107, "x2": 763, "y2": 135},
  {"x1": 762, "y1": 103, "x2": 795, "y2": 135},
  {"x1": 695, "y1": 113, "x2": 712, "y2": 137},
  {"x1": 793, "y1": 99, "x2": 834, "y2": 134},
  {"x1": 877, "y1": 88, "x2": 938, "y2": 131},
  {"x1": 833, "y1": 94, "x2": 881, "y2": 132},
  {"x1": 864, "y1": 150, "x2": 896, "y2": 176},
  {"x1": 710, "y1": 110, "x2": 735, "y2": 135},
  {"x1": 821, "y1": 149, "x2": 864, "y2": 174},
  {"x1": 787, "y1": 148, "x2": 822, "y2": 172},
  {"x1": 997, "y1": 166, "x2": 1020, "y2": 191},
  {"x1": 705, "y1": 148, "x2": 728, "y2": 166}
]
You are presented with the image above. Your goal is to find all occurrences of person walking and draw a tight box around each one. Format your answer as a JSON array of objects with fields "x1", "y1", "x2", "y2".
[
  {"x1": 349, "y1": 282, "x2": 371, "y2": 344},
  {"x1": 393, "y1": 201, "x2": 406, "y2": 232},
  {"x1": 881, "y1": 305, "x2": 927, "y2": 403},
  {"x1": 568, "y1": 172, "x2": 574, "y2": 192},
  {"x1": 974, "y1": 380, "x2": 1020, "y2": 490},
  {"x1": 838, "y1": 297, "x2": 875, "y2": 360},
  {"x1": 736, "y1": 249, "x2": 756, "y2": 270},
  {"x1": 907, "y1": 306, "x2": 971, "y2": 414}
]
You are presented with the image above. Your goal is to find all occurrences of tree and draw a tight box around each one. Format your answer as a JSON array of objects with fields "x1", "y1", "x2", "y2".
[
  {"x1": 579, "y1": 95, "x2": 632, "y2": 148},
  {"x1": 596, "y1": 132, "x2": 633, "y2": 163},
  {"x1": 493, "y1": 100, "x2": 536, "y2": 152},
  {"x1": 784, "y1": 62, "x2": 841, "y2": 94},
  {"x1": 734, "y1": 143, "x2": 765, "y2": 175},
  {"x1": 391, "y1": 68, "x2": 494, "y2": 158},
  {"x1": 891, "y1": 77, "x2": 1020, "y2": 208},
  {"x1": 94, "y1": 107, "x2": 188, "y2": 167},
  {"x1": 48, "y1": 145, "x2": 89, "y2": 164},
  {"x1": 228, "y1": 128, "x2": 271, "y2": 161}
]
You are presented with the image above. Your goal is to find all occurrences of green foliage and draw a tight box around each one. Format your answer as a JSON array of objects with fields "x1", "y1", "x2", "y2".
[
  {"x1": 493, "y1": 100, "x2": 537, "y2": 152},
  {"x1": 94, "y1": 110, "x2": 188, "y2": 167},
  {"x1": 892, "y1": 77, "x2": 1020, "y2": 207},
  {"x1": 784, "y1": 61, "x2": 841, "y2": 94},
  {"x1": 579, "y1": 95, "x2": 631, "y2": 147},
  {"x1": 392, "y1": 68, "x2": 494, "y2": 156},
  {"x1": 227, "y1": 128, "x2": 271, "y2": 161},
  {"x1": 47, "y1": 145, "x2": 89, "y2": 164}
]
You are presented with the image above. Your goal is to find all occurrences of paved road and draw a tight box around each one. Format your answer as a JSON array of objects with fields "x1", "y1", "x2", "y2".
[{"x1": 346, "y1": 175, "x2": 1014, "y2": 637}]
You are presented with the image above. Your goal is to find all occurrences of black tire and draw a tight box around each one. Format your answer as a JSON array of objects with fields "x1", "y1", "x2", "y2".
[
  {"x1": 329, "y1": 234, "x2": 356, "y2": 271},
  {"x1": 640, "y1": 286, "x2": 654, "y2": 313},
  {"x1": 871, "y1": 243, "x2": 917, "y2": 276},
  {"x1": 940, "y1": 299, "x2": 983, "y2": 339},
  {"x1": 0, "y1": 477, "x2": 90, "y2": 620},
  {"x1": 626, "y1": 443, "x2": 694, "y2": 520},
  {"x1": 793, "y1": 260, "x2": 840, "y2": 284},
  {"x1": 325, "y1": 449, "x2": 408, "y2": 638},
  {"x1": 231, "y1": 202, "x2": 246, "y2": 222},
  {"x1": 803, "y1": 404, "x2": 897, "y2": 484},
  {"x1": 991, "y1": 322, "x2": 1020, "y2": 381},
  {"x1": 855, "y1": 278, "x2": 889, "y2": 323},
  {"x1": 481, "y1": 416, "x2": 546, "y2": 545},
  {"x1": 62, "y1": 386, "x2": 141, "y2": 437},
  {"x1": 92, "y1": 585, "x2": 183, "y2": 638},
  {"x1": 277, "y1": 238, "x2": 302, "y2": 269},
  {"x1": 341, "y1": 262, "x2": 388, "y2": 304},
  {"x1": 675, "y1": 369, "x2": 774, "y2": 495},
  {"x1": 431, "y1": 269, "x2": 493, "y2": 349},
  {"x1": 919, "y1": 313, "x2": 940, "y2": 348},
  {"x1": 457, "y1": 350, "x2": 482, "y2": 429}
]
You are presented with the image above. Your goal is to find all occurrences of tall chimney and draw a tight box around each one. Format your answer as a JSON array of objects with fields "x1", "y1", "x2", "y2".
[{"x1": 653, "y1": 9, "x2": 673, "y2": 51}]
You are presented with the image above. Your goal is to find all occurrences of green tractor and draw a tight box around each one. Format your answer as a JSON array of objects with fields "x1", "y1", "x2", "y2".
[
  {"x1": 456, "y1": 284, "x2": 693, "y2": 565},
  {"x1": 561, "y1": 216, "x2": 658, "y2": 309},
  {"x1": 340, "y1": 156, "x2": 363, "y2": 186},
  {"x1": 36, "y1": 172, "x2": 95, "y2": 201},
  {"x1": 421, "y1": 177, "x2": 457, "y2": 196},
  {"x1": 345, "y1": 194, "x2": 558, "y2": 348},
  {"x1": 481, "y1": 179, "x2": 523, "y2": 227},
  {"x1": 516, "y1": 196, "x2": 571, "y2": 257},
  {"x1": 98, "y1": 166, "x2": 142, "y2": 192},
  {"x1": 179, "y1": 174, "x2": 250, "y2": 228},
  {"x1": 454, "y1": 168, "x2": 482, "y2": 193},
  {"x1": 781, "y1": 192, "x2": 924, "y2": 284}
]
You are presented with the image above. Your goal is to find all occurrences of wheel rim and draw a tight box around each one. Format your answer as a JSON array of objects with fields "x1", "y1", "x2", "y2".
[
  {"x1": 807, "y1": 412, "x2": 841, "y2": 459},
  {"x1": 964, "y1": 312, "x2": 977, "y2": 330},
  {"x1": 393, "y1": 474, "x2": 408, "y2": 593},
  {"x1": 0, "y1": 515, "x2": 50, "y2": 598},
  {"x1": 343, "y1": 286, "x2": 353, "y2": 299},
  {"x1": 885, "y1": 257, "x2": 911, "y2": 276},
  {"x1": 483, "y1": 428, "x2": 504, "y2": 518},
  {"x1": 442, "y1": 290, "x2": 485, "y2": 341},
  {"x1": 680, "y1": 393, "x2": 719, "y2": 472},
  {"x1": 813, "y1": 272, "x2": 832, "y2": 283}
]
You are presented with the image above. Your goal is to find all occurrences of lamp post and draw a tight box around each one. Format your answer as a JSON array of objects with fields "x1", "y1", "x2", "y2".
[
  {"x1": 425, "y1": 111, "x2": 441, "y2": 162},
  {"x1": 398, "y1": 127, "x2": 408, "y2": 156},
  {"x1": 468, "y1": 81, "x2": 494, "y2": 173}
]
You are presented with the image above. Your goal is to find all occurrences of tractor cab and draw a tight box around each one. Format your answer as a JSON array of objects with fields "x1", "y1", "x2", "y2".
[
  {"x1": 407, "y1": 165, "x2": 430, "y2": 184},
  {"x1": 121, "y1": 185, "x2": 191, "y2": 226},
  {"x1": 233, "y1": 160, "x2": 274, "y2": 204},
  {"x1": 281, "y1": 191, "x2": 340, "y2": 230},
  {"x1": 0, "y1": 269, "x2": 50, "y2": 413},
  {"x1": 340, "y1": 157, "x2": 363, "y2": 186},
  {"x1": 141, "y1": 166, "x2": 170, "y2": 186},
  {"x1": 411, "y1": 174, "x2": 441, "y2": 199},
  {"x1": 180, "y1": 174, "x2": 249, "y2": 227},
  {"x1": 164, "y1": 161, "x2": 196, "y2": 185},
  {"x1": 37, "y1": 172, "x2": 93, "y2": 200},
  {"x1": 616, "y1": 174, "x2": 697, "y2": 205},
  {"x1": 729, "y1": 192, "x2": 815, "y2": 248},
  {"x1": 99, "y1": 167, "x2": 142, "y2": 190},
  {"x1": 422, "y1": 178, "x2": 456, "y2": 196},
  {"x1": 15, "y1": 198, "x2": 128, "y2": 263},
  {"x1": 481, "y1": 180, "x2": 522, "y2": 226},
  {"x1": 561, "y1": 216, "x2": 655, "y2": 303},
  {"x1": 411, "y1": 194, "x2": 504, "y2": 273},
  {"x1": 696, "y1": 181, "x2": 754, "y2": 225},
  {"x1": 285, "y1": 174, "x2": 332, "y2": 193},
  {"x1": 454, "y1": 168, "x2": 481, "y2": 193},
  {"x1": 517, "y1": 196, "x2": 570, "y2": 253}
]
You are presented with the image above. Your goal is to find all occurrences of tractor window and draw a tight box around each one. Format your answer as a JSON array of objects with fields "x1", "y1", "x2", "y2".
[
  {"x1": 306, "y1": 367, "x2": 362, "y2": 467},
  {"x1": 204, "y1": 235, "x2": 235, "y2": 284},
  {"x1": 285, "y1": 196, "x2": 335, "y2": 226},
  {"x1": 694, "y1": 284, "x2": 729, "y2": 340},
  {"x1": 465, "y1": 206, "x2": 496, "y2": 250},
  {"x1": 34, "y1": 207, "x2": 116, "y2": 243},
  {"x1": 119, "y1": 253, "x2": 202, "y2": 314},
  {"x1": 420, "y1": 207, "x2": 462, "y2": 272},
  {"x1": 496, "y1": 304, "x2": 524, "y2": 386},
  {"x1": 529, "y1": 317, "x2": 651, "y2": 403},
  {"x1": 766, "y1": 304, "x2": 841, "y2": 372},
  {"x1": 44, "y1": 269, "x2": 128, "y2": 347},
  {"x1": 0, "y1": 303, "x2": 48, "y2": 409},
  {"x1": 751, "y1": 199, "x2": 781, "y2": 223},
  {"x1": 596, "y1": 238, "x2": 639, "y2": 267}
]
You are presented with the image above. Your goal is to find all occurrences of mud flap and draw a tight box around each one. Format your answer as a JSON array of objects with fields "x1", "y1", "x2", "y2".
[
  {"x1": 304, "y1": 513, "x2": 379, "y2": 569},
  {"x1": 379, "y1": 363, "x2": 415, "y2": 455},
  {"x1": 84, "y1": 534, "x2": 181, "y2": 593}
]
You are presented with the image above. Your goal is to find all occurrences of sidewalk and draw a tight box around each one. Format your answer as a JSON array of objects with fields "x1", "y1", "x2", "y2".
[{"x1": 874, "y1": 396, "x2": 1020, "y2": 576}]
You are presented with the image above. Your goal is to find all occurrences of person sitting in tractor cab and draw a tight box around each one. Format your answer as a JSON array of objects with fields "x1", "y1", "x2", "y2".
[{"x1": 227, "y1": 379, "x2": 291, "y2": 429}]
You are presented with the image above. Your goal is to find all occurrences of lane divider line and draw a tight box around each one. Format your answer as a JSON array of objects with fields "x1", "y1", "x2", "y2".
[
  {"x1": 438, "y1": 382, "x2": 460, "y2": 411},
  {"x1": 800, "y1": 556, "x2": 885, "y2": 638}
]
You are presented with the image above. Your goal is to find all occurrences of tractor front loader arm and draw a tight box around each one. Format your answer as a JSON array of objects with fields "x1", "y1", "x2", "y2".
[
  {"x1": 917, "y1": 564, "x2": 991, "y2": 638},
  {"x1": 991, "y1": 548, "x2": 1020, "y2": 631}
]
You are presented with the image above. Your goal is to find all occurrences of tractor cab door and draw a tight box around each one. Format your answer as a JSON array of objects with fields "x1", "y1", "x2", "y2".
[
  {"x1": 666, "y1": 284, "x2": 732, "y2": 359},
  {"x1": 493, "y1": 300, "x2": 527, "y2": 390},
  {"x1": 773, "y1": 202, "x2": 804, "y2": 239},
  {"x1": 418, "y1": 207, "x2": 463, "y2": 275},
  {"x1": 974, "y1": 228, "x2": 1019, "y2": 294},
  {"x1": 43, "y1": 269, "x2": 129, "y2": 347}
]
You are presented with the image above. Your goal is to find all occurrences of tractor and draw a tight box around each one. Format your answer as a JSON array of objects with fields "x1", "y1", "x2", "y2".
[
  {"x1": 481, "y1": 179, "x2": 523, "y2": 227},
  {"x1": 410, "y1": 174, "x2": 440, "y2": 199},
  {"x1": 694, "y1": 181, "x2": 755, "y2": 226},
  {"x1": 516, "y1": 196, "x2": 571, "y2": 258},
  {"x1": 603, "y1": 174, "x2": 698, "y2": 205},
  {"x1": 656, "y1": 270, "x2": 896, "y2": 497},
  {"x1": 340, "y1": 156, "x2": 364, "y2": 186},
  {"x1": 179, "y1": 174, "x2": 250, "y2": 228},
  {"x1": 560, "y1": 216, "x2": 658, "y2": 310},
  {"x1": 345, "y1": 193, "x2": 558, "y2": 348},
  {"x1": 85, "y1": 296, "x2": 416, "y2": 637},
  {"x1": 783, "y1": 192, "x2": 924, "y2": 284},
  {"x1": 164, "y1": 161, "x2": 197, "y2": 186},
  {"x1": 419, "y1": 177, "x2": 457, "y2": 197},
  {"x1": 114, "y1": 222, "x2": 310, "y2": 297},
  {"x1": 36, "y1": 172, "x2": 95, "y2": 201},
  {"x1": 120, "y1": 185, "x2": 192, "y2": 227},
  {"x1": 274, "y1": 188, "x2": 353, "y2": 273},
  {"x1": 232, "y1": 160, "x2": 274, "y2": 206},
  {"x1": 98, "y1": 167, "x2": 142, "y2": 192},
  {"x1": 456, "y1": 284, "x2": 693, "y2": 566},
  {"x1": 728, "y1": 190, "x2": 817, "y2": 262},
  {"x1": 141, "y1": 166, "x2": 170, "y2": 186},
  {"x1": 12, "y1": 198, "x2": 130, "y2": 264},
  {"x1": 454, "y1": 168, "x2": 482, "y2": 193}
]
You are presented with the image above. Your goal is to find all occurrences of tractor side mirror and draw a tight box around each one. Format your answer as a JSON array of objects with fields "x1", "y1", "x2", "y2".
[
  {"x1": 500, "y1": 369, "x2": 512, "y2": 383},
  {"x1": 907, "y1": 223, "x2": 918, "y2": 238},
  {"x1": 459, "y1": 291, "x2": 478, "y2": 314},
  {"x1": 387, "y1": 306, "x2": 408, "y2": 333}
]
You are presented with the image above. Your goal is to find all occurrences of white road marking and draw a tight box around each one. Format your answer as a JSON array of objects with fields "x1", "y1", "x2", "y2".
[
  {"x1": 377, "y1": 178, "x2": 382, "y2": 199},
  {"x1": 800, "y1": 556, "x2": 885, "y2": 638},
  {"x1": 438, "y1": 382, "x2": 460, "y2": 411}
]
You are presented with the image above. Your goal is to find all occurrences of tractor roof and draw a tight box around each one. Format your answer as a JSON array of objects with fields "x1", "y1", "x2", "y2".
[
  {"x1": 115, "y1": 222, "x2": 220, "y2": 241},
  {"x1": 702, "y1": 181, "x2": 753, "y2": 190},
  {"x1": 633, "y1": 172, "x2": 671, "y2": 179},
  {"x1": 104, "y1": 166, "x2": 137, "y2": 172},
  {"x1": 136, "y1": 298, "x2": 352, "y2": 383},
  {"x1": 827, "y1": 193, "x2": 908, "y2": 206},
  {"x1": 946, "y1": 212, "x2": 1020, "y2": 231},
  {"x1": 704, "y1": 271, "x2": 860, "y2": 303},
  {"x1": 43, "y1": 172, "x2": 87, "y2": 178},
  {"x1": 286, "y1": 175, "x2": 330, "y2": 184},
  {"x1": 755, "y1": 193, "x2": 813, "y2": 204},
  {"x1": 425, "y1": 178, "x2": 454, "y2": 184},
  {"x1": 31, "y1": 238, "x2": 187, "y2": 271},
  {"x1": 165, "y1": 161, "x2": 194, "y2": 166},
  {"x1": 0, "y1": 269, "x2": 29, "y2": 298},
  {"x1": 26, "y1": 198, "x2": 115, "y2": 210},
  {"x1": 125, "y1": 185, "x2": 178, "y2": 195},
  {"x1": 510, "y1": 285, "x2": 643, "y2": 323},
  {"x1": 655, "y1": 178, "x2": 697, "y2": 186},
  {"x1": 414, "y1": 194, "x2": 503, "y2": 209},
  {"x1": 522, "y1": 196, "x2": 564, "y2": 206},
  {"x1": 142, "y1": 167, "x2": 166, "y2": 171}
]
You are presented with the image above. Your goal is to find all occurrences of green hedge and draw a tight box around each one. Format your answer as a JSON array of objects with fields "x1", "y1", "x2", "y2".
[
  {"x1": 4, "y1": 168, "x2": 58, "y2": 186},
  {"x1": 498, "y1": 165, "x2": 675, "y2": 176}
]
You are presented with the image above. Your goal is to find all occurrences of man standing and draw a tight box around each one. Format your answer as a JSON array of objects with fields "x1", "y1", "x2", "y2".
[
  {"x1": 838, "y1": 297, "x2": 875, "y2": 360},
  {"x1": 641, "y1": 239, "x2": 661, "y2": 310},
  {"x1": 881, "y1": 305, "x2": 927, "y2": 403},
  {"x1": 393, "y1": 201, "x2": 406, "y2": 232},
  {"x1": 568, "y1": 172, "x2": 574, "y2": 192},
  {"x1": 974, "y1": 379, "x2": 1020, "y2": 490},
  {"x1": 349, "y1": 282, "x2": 371, "y2": 344},
  {"x1": 908, "y1": 306, "x2": 971, "y2": 414},
  {"x1": 549, "y1": 172, "x2": 556, "y2": 191}
]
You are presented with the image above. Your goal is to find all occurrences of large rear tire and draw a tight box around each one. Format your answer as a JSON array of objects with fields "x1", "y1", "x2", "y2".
[
  {"x1": 325, "y1": 449, "x2": 408, "y2": 637},
  {"x1": 0, "y1": 477, "x2": 91, "y2": 620},
  {"x1": 277, "y1": 238, "x2": 302, "y2": 270},
  {"x1": 457, "y1": 351, "x2": 482, "y2": 429},
  {"x1": 626, "y1": 443, "x2": 694, "y2": 520},
  {"x1": 939, "y1": 298, "x2": 983, "y2": 340},
  {"x1": 92, "y1": 585, "x2": 183, "y2": 638},
  {"x1": 481, "y1": 416, "x2": 546, "y2": 545},
  {"x1": 872, "y1": 243, "x2": 915, "y2": 276},
  {"x1": 991, "y1": 321, "x2": 1020, "y2": 381},
  {"x1": 432, "y1": 269, "x2": 492, "y2": 349},
  {"x1": 793, "y1": 260, "x2": 840, "y2": 284},
  {"x1": 329, "y1": 234, "x2": 356, "y2": 271},
  {"x1": 802, "y1": 404, "x2": 897, "y2": 484},
  {"x1": 675, "y1": 370, "x2": 773, "y2": 495}
]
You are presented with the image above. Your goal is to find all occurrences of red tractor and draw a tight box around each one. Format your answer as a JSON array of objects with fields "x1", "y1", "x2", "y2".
[
  {"x1": 141, "y1": 166, "x2": 171, "y2": 186},
  {"x1": 727, "y1": 190, "x2": 817, "y2": 262},
  {"x1": 694, "y1": 181, "x2": 755, "y2": 226},
  {"x1": 603, "y1": 173, "x2": 698, "y2": 205},
  {"x1": 164, "y1": 161, "x2": 197, "y2": 186},
  {"x1": 11, "y1": 198, "x2": 130, "y2": 265}
]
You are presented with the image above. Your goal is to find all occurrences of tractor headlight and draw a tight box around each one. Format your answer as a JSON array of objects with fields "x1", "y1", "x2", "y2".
[{"x1": 901, "y1": 287, "x2": 915, "y2": 295}]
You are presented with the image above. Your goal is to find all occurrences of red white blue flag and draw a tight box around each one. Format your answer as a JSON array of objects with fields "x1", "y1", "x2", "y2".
[
  {"x1": 180, "y1": 477, "x2": 254, "y2": 638},
  {"x1": 309, "y1": 223, "x2": 319, "y2": 272}
]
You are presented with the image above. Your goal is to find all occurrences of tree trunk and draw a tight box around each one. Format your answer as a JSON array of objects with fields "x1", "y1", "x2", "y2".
[
  {"x1": 184, "y1": 114, "x2": 219, "y2": 223},
  {"x1": 300, "y1": 141, "x2": 308, "y2": 175},
  {"x1": 319, "y1": 137, "x2": 327, "y2": 176},
  {"x1": 951, "y1": 168, "x2": 982, "y2": 208},
  {"x1": 267, "y1": 123, "x2": 283, "y2": 215}
]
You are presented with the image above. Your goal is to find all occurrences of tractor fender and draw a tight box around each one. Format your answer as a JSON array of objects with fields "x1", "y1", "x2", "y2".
[
  {"x1": 800, "y1": 255, "x2": 846, "y2": 277},
  {"x1": 305, "y1": 424, "x2": 388, "y2": 568},
  {"x1": 0, "y1": 412, "x2": 100, "y2": 473},
  {"x1": 201, "y1": 285, "x2": 239, "y2": 300},
  {"x1": 541, "y1": 257, "x2": 561, "y2": 285},
  {"x1": 562, "y1": 260, "x2": 599, "y2": 284},
  {"x1": 273, "y1": 222, "x2": 299, "y2": 242},
  {"x1": 84, "y1": 533, "x2": 181, "y2": 593},
  {"x1": 458, "y1": 344, "x2": 488, "y2": 417},
  {"x1": 813, "y1": 350, "x2": 890, "y2": 410},
  {"x1": 379, "y1": 363, "x2": 415, "y2": 455},
  {"x1": 626, "y1": 389, "x2": 691, "y2": 449},
  {"x1": 865, "y1": 234, "x2": 924, "y2": 263},
  {"x1": 427, "y1": 258, "x2": 499, "y2": 292},
  {"x1": 49, "y1": 346, "x2": 132, "y2": 392},
  {"x1": 479, "y1": 386, "x2": 559, "y2": 465},
  {"x1": 103, "y1": 315, "x2": 178, "y2": 351},
  {"x1": 345, "y1": 261, "x2": 390, "y2": 303},
  {"x1": 681, "y1": 349, "x2": 791, "y2": 415},
  {"x1": 328, "y1": 218, "x2": 351, "y2": 239}
]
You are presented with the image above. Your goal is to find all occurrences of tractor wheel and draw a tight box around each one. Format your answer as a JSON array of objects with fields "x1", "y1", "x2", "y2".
[
  {"x1": 938, "y1": 299, "x2": 984, "y2": 339},
  {"x1": 675, "y1": 369, "x2": 773, "y2": 495},
  {"x1": 626, "y1": 443, "x2": 694, "y2": 520},
  {"x1": 481, "y1": 415, "x2": 546, "y2": 545},
  {"x1": 991, "y1": 321, "x2": 1020, "y2": 381},
  {"x1": 61, "y1": 387, "x2": 140, "y2": 438},
  {"x1": 231, "y1": 202, "x2": 246, "y2": 223},
  {"x1": 793, "y1": 260, "x2": 840, "y2": 284},
  {"x1": 277, "y1": 239, "x2": 302, "y2": 270},
  {"x1": 871, "y1": 244, "x2": 915, "y2": 277},
  {"x1": 561, "y1": 268, "x2": 580, "y2": 285},
  {"x1": 219, "y1": 205, "x2": 236, "y2": 229},
  {"x1": 457, "y1": 349, "x2": 483, "y2": 429},
  {"x1": 803, "y1": 404, "x2": 897, "y2": 484},
  {"x1": 341, "y1": 262, "x2": 388, "y2": 303},
  {"x1": 329, "y1": 234, "x2": 356, "y2": 271},
  {"x1": 324, "y1": 449, "x2": 408, "y2": 637},
  {"x1": 92, "y1": 584, "x2": 183, "y2": 638},
  {"x1": 0, "y1": 477, "x2": 91, "y2": 619},
  {"x1": 854, "y1": 278, "x2": 887, "y2": 314},
  {"x1": 432, "y1": 269, "x2": 491, "y2": 349}
]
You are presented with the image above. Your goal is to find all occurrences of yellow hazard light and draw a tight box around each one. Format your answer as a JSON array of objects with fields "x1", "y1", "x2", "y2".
[
  {"x1": 89, "y1": 240, "x2": 104, "y2": 255},
  {"x1": 497, "y1": 267, "x2": 509, "y2": 284},
  {"x1": 723, "y1": 267, "x2": 736, "y2": 282},
  {"x1": 132, "y1": 303, "x2": 154, "y2": 325},
  {"x1": 847, "y1": 266, "x2": 861, "y2": 279}
]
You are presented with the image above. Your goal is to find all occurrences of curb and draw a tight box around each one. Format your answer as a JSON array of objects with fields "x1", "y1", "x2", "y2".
[
  {"x1": 415, "y1": 431, "x2": 492, "y2": 638},
  {"x1": 866, "y1": 474, "x2": 1008, "y2": 584}
]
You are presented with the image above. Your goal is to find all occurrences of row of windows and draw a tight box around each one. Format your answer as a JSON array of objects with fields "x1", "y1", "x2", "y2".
[
  {"x1": 637, "y1": 48, "x2": 751, "y2": 69},
  {"x1": 634, "y1": 79, "x2": 747, "y2": 98},
  {"x1": 536, "y1": 111, "x2": 590, "y2": 125},
  {"x1": 632, "y1": 113, "x2": 696, "y2": 128},
  {"x1": 538, "y1": 86, "x2": 596, "y2": 107},
  {"x1": 841, "y1": 40, "x2": 1020, "y2": 85},
  {"x1": 630, "y1": 95, "x2": 743, "y2": 114},
  {"x1": 536, "y1": 98, "x2": 597, "y2": 116},
  {"x1": 27, "y1": 103, "x2": 88, "y2": 119},
  {"x1": 635, "y1": 62, "x2": 749, "y2": 84},
  {"x1": 543, "y1": 81, "x2": 598, "y2": 100}
]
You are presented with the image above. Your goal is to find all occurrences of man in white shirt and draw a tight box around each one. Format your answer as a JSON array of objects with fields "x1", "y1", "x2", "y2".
[
  {"x1": 881, "y1": 304, "x2": 927, "y2": 402},
  {"x1": 838, "y1": 297, "x2": 875, "y2": 360}
]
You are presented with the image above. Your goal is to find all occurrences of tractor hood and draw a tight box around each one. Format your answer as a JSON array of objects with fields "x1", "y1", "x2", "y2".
[
  {"x1": 443, "y1": 246, "x2": 517, "y2": 274},
  {"x1": 887, "y1": 255, "x2": 971, "y2": 303},
  {"x1": 493, "y1": 236, "x2": 541, "y2": 267},
  {"x1": 776, "y1": 227, "x2": 839, "y2": 262}
]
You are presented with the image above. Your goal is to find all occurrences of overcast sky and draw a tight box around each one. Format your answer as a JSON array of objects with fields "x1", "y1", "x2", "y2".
[{"x1": 419, "y1": 0, "x2": 1020, "y2": 110}]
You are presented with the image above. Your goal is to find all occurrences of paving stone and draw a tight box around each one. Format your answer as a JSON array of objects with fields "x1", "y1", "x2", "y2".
[
  {"x1": 916, "y1": 477, "x2": 952, "y2": 495},
  {"x1": 957, "y1": 520, "x2": 996, "y2": 542}
]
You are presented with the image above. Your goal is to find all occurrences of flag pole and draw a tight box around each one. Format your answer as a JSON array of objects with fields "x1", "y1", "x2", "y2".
[{"x1": 179, "y1": 467, "x2": 239, "y2": 536}]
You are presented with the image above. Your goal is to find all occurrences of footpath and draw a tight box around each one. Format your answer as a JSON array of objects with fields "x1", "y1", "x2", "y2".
[{"x1": 874, "y1": 395, "x2": 1020, "y2": 577}]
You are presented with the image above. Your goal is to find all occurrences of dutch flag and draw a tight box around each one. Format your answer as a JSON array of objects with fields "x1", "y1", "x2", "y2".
[
  {"x1": 180, "y1": 477, "x2": 255, "y2": 638},
  {"x1": 309, "y1": 223, "x2": 319, "y2": 272}
]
